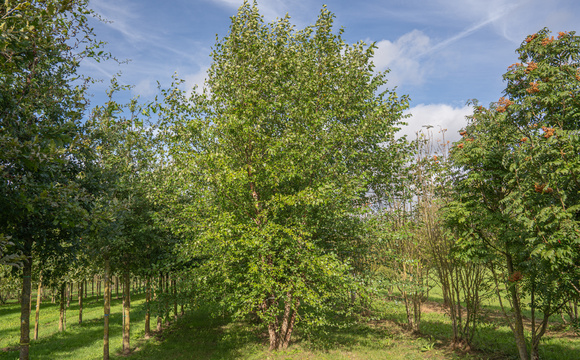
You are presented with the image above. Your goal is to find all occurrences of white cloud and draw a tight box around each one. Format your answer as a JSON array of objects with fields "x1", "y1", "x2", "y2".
[
  {"x1": 90, "y1": 0, "x2": 145, "y2": 43},
  {"x1": 401, "y1": 104, "x2": 473, "y2": 143},
  {"x1": 184, "y1": 67, "x2": 210, "y2": 95},
  {"x1": 373, "y1": 30, "x2": 431, "y2": 86},
  {"x1": 133, "y1": 79, "x2": 156, "y2": 98},
  {"x1": 207, "y1": 0, "x2": 303, "y2": 21}
]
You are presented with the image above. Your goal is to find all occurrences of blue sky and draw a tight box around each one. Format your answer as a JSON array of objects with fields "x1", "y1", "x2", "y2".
[{"x1": 83, "y1": 0, "x2": 580, "y2": 141}]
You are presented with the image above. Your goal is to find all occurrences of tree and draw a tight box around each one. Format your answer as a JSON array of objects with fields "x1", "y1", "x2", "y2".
[
  {"x1": 159, "y1": 1, "x2": 408, "y2": 350},
  {"x1": 0, "y1": 1, "x2": 106, "y2": 358},
  {"x1": 85, "y1": 80, "x2": 172, "y2": 357},
  {"x1": 449, "y1": 28, "x2": 580, "y2": 360}
]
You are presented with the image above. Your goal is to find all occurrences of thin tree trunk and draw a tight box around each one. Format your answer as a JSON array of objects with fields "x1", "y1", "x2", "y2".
[
  {"x1": 145, "y1": 276, "x2": 151, "y2": 338},
  {"x1": 266, "y1": 297, "x2": 279, "y2": 350},
  {"x1": 66, "y1": 282, "x2": 71, "y2": 308},
  {"x1": 173, "y1": 278, "x2": 177, "y2": 320},
  {"x1": 115, "y1": 276, "x2": 119, "y2": 300},
  {"x1": 34, "y1": 274, "x2": 42, "y2": 340},
  {"x1": 104, "y1": 258, "x2": 111, "y2": 360},
  {"x1": 281, "y1": 298, "x2": 299, "y2": 349},
  {"x1": 58, "y1": 283, "x2": 66, "y2": 332},
  {"x1": 123, "y1": 271, "x2": 131, "y2": 355},
  {"x1": 78, "y1": 281, "x2": 83, "y2": 324},
  {"x1": 156, "y1": 275, "x2": 162, "y2": 332},
  {"x1": 506, "y1": 255, "x2": 528, "y2": 360},
  {"x1": 19, "y1": 255, "x2": 32, "y2": 360}
]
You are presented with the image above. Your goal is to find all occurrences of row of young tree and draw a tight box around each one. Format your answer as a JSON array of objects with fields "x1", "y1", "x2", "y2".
[{"x1": 1, "y1": 1, "x2": 578, "y2": 360}]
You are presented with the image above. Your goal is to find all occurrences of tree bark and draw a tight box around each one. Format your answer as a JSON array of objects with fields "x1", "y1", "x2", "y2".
[
  {"x1": 19, "y1": 256, "x2": 32, "y2": 360},
  {"x1": 506, "y1": 254, "x2": 528, "y2": 360},
  {"x1": 172, "y1": 278, "x2": 177, "y2": 320},
  {"x1": 156, "y1": 275, "x2": 162, "y2": 332},
  {"x1": 103, "y1": 258, "x2": 111, "y2": 360},
  {"x1": 122, "y1": 271, "x2": 131, "y2": 355},
  {"x1": 34, "y1": 274, "x2": 42, "y2": 340},
  {"x1": 281, "y1": 298, "x2": 299, "y2": 349},
  {"x1": 145, "y1": 276, "x2": 151, "y2": 338},
  {"x1": 78, "y1": 281, "x2": 83, "y2": 324},
  {"x1": 66, "y1": 282, "x2": 71, "y2": 308},
  {"x1": 58, "y1": 283, "x2": 66, "y2": 332}
]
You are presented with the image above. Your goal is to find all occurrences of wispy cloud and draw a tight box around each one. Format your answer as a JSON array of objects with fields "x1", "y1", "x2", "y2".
[
  {"x1": 373, "y1": 30, "x2": 431, "y2": 86},
  {"x1": 206, "y1": 0, "x2": 312, "y2": 24},
  {"x1": 372, "y1": 1, "x2": 524, "y2": 86},
  {"x1": 420, "y1": 1, "x2": 524, "y2": 57},
  {"x1": 83, "y1": 59, "x2": 115, "y2": 80}
]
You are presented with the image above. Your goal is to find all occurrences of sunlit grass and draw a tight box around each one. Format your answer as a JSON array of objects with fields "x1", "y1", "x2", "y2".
[{"x1": 0, "y1": 285, "x2": 578, "y2": 359}]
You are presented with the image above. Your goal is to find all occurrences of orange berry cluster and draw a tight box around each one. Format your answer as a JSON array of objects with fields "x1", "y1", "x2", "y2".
[
  {"x1": 525, "y1": 62, "x2": 538, "y2": 74},
  {"x1": 558, "y1": 31, "x2": 568, "y2": 39},
  {"x1": 496, "y1": 97, "x2": 514, "y2": 113},
  {"x1": 526, "y1": 82, "x2": 540, "y2": 94},
  {"x1": 541, "y1": 36, "x2": 555, "y2": 46},
  {"x1": 507, "y1": 63, "x2": 522, "y2": 72},
  {"x1": 526, "y1": 34, "x2": 537, "y2": 43},
  {"x1": 541, "y1": 126, "x2": 555, "y2": 138},
  {"x1": 508, "y1": 271, "x2": 523, "y2": 282},
  {"x1": 534, "y1": 183, "x2": 553, "y2": 194}
]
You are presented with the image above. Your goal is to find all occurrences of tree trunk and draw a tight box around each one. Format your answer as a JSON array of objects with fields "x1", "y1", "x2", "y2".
[
  {"x1": 145, "y1": 276, "x2": 151, "y2": 338},
  {"x1": 266, "y1": 294, "x2": 299, "y2": 351},
  {"x1": 34, "y1": 274, "x2": 42, "y2": 340},
  {"x1": 506, "y1": 255, "x2": 528, "y2": 360},
  {"x1": 122, "y1": 271, "x2": 131, "y2": 355},
  {"x1": 19, "y1": 256, "x2": 32, "y2": 360},
  {"x1": 156, "y1": 275, "x2": 162, "y2": 332},
  {"x1": 103, "y1": 258, "x2": 111, "y2": 360},
  {"x1": 58, "y1": 283, "x2": 66, "y2": 332},
  {"x1": 115, "y1": 276, "x2": 120, "y2": 300},
  {"x1": 78, "y1": 281, "x2": 83, "y2": 324},
  {"x1": 172, "y1": 278, "x2": 177, "y2": 320},
  {"x1": 66, "y1": 282, "x2": 71, "y2": 308}
]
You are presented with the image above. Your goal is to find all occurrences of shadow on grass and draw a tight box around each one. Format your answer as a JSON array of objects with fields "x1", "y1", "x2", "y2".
[
  {"x1": 293, "y1": 320, "x2": 398, "y2": 353},
  {"x1": 418, "y1": 316, "x2": 580, "y2": 360},
  {"x1": 0, "y1": 293, "x2": 149, "y2": 360},
  {"x1": 126, "y1": 309, "x2": 261, "y2": 360}
]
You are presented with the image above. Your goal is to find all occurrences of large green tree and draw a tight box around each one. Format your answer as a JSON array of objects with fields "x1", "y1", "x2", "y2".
[
  {"x1": 0, "y1": 1, "x2": 105, "y2": 359},
  {"x1": 449, "y1": 28, "x2": 580, "y2": 360},
  {"x1": 159, "y1": 1, "x2": 408, "y2": 350}
]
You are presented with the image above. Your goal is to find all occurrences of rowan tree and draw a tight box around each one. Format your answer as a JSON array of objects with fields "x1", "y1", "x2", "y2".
[{"x1": 448, "y1": 28, "x2": 580, "y2": 360}]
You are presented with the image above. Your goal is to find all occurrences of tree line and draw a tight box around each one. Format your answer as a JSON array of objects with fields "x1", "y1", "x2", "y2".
[{"x1": 1, "y1": 1, "x2": 578, "y2": 360}]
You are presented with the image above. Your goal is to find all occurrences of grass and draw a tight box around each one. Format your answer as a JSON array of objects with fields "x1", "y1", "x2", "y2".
[
  {"x1": 0, "y1": 287, "x2": 578, "y2": 359},
  {"x1": 0, "y1": 289, "x2": 150, "y2": 360}
]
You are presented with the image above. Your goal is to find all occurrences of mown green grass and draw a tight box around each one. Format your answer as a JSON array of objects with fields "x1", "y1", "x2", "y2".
[
  {"x1": 0, "y1": 289, "x2": 151, "y2": 360},
  {"x1": 0, "y1": 287, "x2": 578, "y2": 359}
]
